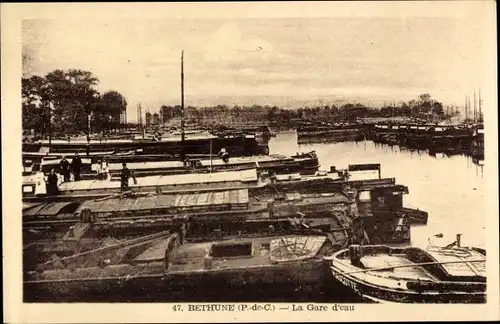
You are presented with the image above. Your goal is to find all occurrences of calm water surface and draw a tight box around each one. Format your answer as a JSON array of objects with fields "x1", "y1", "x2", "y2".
[{"x1": 269, "y1": 131, "x2": 486, "y2": 249}]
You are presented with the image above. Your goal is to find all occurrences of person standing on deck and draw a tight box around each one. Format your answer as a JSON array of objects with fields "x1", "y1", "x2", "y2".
[
  {"x1": 71, "y1": 153, "x2": 83, "y2": 181},
  {"x1": 102, "y1": 158, "x2": 110, "y2": 181},
  {"x1": 120, "y1": 163, "x2": 131, "y2": 191},
  {"x1": 34, "y1": 169, "x2": 47, "y2": 196},
  {"x1": 180, "y1": 151, "x2": 186, "y2": 167},
  {"x1": 59, "y1": 156, "x2": 70, "y2": 182},
  {"x1": 46, "y1": 168, "x2": 59, "y2": 196},
  {"x1": 219, "y1": 148, "x2": 230, "y2": 163},
  {"x1": 96, "y1": 159, "x2": 103, "y2": 180}
]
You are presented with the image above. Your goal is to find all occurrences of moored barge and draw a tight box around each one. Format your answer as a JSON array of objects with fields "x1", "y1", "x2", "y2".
[
  {"x1": 24, "y1": 231, "x2": 342, "y2": 302},
  {"x1": 30, "y1": 151, "x2": 320, "y2": 179},
  {"x1": 326, "y1": 235, "x2": 486, "y2": 303},
  {"x1": 23, "y1": 132, "x2": 269, "y2": 157}
]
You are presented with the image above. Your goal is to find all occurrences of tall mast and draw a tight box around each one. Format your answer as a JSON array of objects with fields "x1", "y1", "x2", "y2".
[
  {"x1": 181, "y1": 50, "x2": 185, "y2": 152},
  {"x1": 464, "y1": 95, "x2": 468, "y2": 121},
  {"x1": 473, "y1": 90, "x2": 477, "y2": 122},
  {"x1": 479, "y1": 89, "x2": 482, "y2": 121},
  {"x1": 468, "y1": 96, "x2": 471, "y2": 121}
]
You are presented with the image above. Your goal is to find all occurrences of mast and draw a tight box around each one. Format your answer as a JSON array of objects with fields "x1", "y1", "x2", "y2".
[
  {"x1": 468, "y1": 96, "x2": 471, "y2": 122},
  {"x1": 181, "y1": 50, "x2": 185, "y2": 158},
  {"x1": 479, "y1": 89, "x2": 482, "y2": 122},
  {"x1": 464, "y1": 95, "x2": 468, "y2": 121},
  {"x1": 473, "y1": 90, "x2": 477, "y2": 122}
]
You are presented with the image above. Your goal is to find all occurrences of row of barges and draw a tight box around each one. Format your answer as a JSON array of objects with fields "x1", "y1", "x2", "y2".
[
  {"x1": 21, "y1": 128, "x2": 488, "y2": 304},
  {"x1": 26, "y1": 152, "x2": 481, "y2": 303}
]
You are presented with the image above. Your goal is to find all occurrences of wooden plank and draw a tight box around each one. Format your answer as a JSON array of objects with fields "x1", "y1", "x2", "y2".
[
  {"x1": 174, "y1": 193, "x2": 185, "y2": 207},
  {"x1": 139, "y1": 196, "x2": 158, "y2": 210},
  {"x1": 36, "y1": 202, "x2": 75, "y2": 216},
  {"x1": 195, "y1": 192, "x2": 210, "y2": 206},
  {"x1": 130, "y1": 196, "x2": 147, "y2": 211},
  {"x1": 115, "y1": 198, "x2": 139, "y2": 212},
  {"x1": 23, "y1": 203, "x2": 49, "y2": 216},
  {"x1": 176, "y1": 193, "x2": 190, "y2": 207},
  {"x1": 36, "y1": 202, "x2": 59, "y2": 215},
  {"x1": 177, "y1": 193, "x2": 190, "y2": 207},
  {"x1": 98, "y1": 199, "x2": 122, "y2": 213},
  {"x1": 186, "y1": 193, "x2": 199, "y2": 207},
  {"x1": 134, "y1": 239, "x2": 172, "y2": 262},
  {"x1": 155, "y1": 194, "x2": 176, "y2": 207},
  {"x1": 127, "y1": 198, "x2": 142, "y2": 211},
  {"x1": 223, "y1": 190, "x2": 230, "y2": 205},
  {"x1": 23, "y1": 202, "x2": 43, "y2": 211},
  {"x1": 205, "y1": 191, "x2": 214, "y2": 206},
  {"x1": 233, "y1": 190, "x2": 241, "y2": 204},
  {"x1": 228, "y1": 190, "x2": 236, "y2": 204},
  {"x1": 212, "y1": 191, "x2": 224, "y2": 204},
  {"x1": 239, "y1": 189, "x2": 249, "y2": 204},
  {"x1": 91, "y1": 200, "x2": 107, "y2": 212}
]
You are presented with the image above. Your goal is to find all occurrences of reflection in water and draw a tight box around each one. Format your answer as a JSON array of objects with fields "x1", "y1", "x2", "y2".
[{"x1": 268, "y1": 131, "x2": 486, "y2": 248}]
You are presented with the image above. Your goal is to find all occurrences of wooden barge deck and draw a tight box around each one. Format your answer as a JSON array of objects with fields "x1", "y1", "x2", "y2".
[{"x1": 23, "y1": 169, "x2": 263, "y2": 201}]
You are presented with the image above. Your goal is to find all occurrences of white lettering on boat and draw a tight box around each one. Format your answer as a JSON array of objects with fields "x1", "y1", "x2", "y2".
[{"x1": 336, "y1": 274, "x2": 359, "y2": 292}]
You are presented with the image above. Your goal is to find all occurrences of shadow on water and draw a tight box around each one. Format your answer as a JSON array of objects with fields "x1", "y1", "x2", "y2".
[{"x1": 269, "y1": 132, "x2": 486, "y2": 249}]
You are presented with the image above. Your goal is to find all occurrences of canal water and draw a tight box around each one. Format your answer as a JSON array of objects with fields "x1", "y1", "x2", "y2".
[{"x1": 269, "y1": 131, "x2": 486, "y2": 249}]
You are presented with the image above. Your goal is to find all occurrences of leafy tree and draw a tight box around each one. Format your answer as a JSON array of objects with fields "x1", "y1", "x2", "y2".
[
  {"x1": 431, "y1": 101, "x2": 444, "y2": 116},
  {"x1": 419, "y1": 93, "x2": 432, "y2": 103},
  {"x1": 43, "y1": 69, "x2": 99, "y2": 134},
  {"x1": 22, "y1": 76, "x2": 50, "y2": 136},
  {"x1": 152, "y1": 113, "x2": 160, "y2": 125},
  {"x1": 22, "y1": 69, "x2": 128, "y2": 137},
  {"x1": 95, "y1": 90, "x2": 127, "y2": 132}
]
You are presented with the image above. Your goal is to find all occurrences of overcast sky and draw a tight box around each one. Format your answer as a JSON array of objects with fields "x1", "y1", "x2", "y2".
[{"x1": 22, "y1": 4, "x2": 492, "y2": 121}]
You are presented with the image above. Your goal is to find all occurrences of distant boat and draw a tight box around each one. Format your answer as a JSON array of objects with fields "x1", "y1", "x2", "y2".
[{"x1": 326, "y1": 235, "x2": 486, "y2": 303}]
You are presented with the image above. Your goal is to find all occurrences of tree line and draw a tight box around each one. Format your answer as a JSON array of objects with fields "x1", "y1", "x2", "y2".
[
  {"x1": 22, "y1": 69, "x2": 127, "y2": 137},
  {"x1": 157, "y1": 93, "x2": 450, "y2": 129}
]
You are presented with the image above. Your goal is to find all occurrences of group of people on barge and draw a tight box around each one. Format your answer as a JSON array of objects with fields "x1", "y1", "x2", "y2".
[
  {"x1": 34, "y1": 153, "x2": 83, "y2": 196},
  {"x1": 58, "y1": 154, "x2": 83, "y2": 182},
  {"x1": 33, "y1": 155, "x2": 133, "y2": 196}
]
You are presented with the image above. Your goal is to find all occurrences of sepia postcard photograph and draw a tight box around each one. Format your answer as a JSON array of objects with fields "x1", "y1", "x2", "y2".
[{"x1": 2, "y1": 1, "x2": 499, "y2": 323}]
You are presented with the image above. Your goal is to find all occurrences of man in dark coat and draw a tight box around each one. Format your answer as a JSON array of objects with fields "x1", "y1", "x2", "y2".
[
  {"x1": 59, "y1": 156, "x2": 70, "y2": 182},
  {"x1": 46, "y1": 168, "x2": 59, "y2": 196},
  {"x1": 120, "y1": 163, "x2": 131, "y2": 191},
  {"x1": 71, "y1": 153, "x2": 83, "y2": 181}
]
